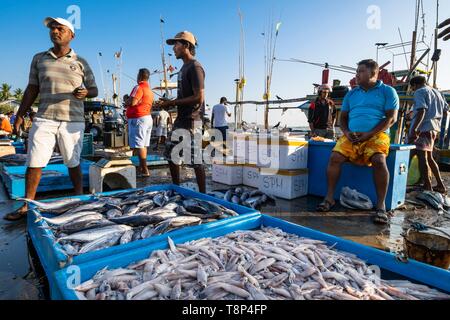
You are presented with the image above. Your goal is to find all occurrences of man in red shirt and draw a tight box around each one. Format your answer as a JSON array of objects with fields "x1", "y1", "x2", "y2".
[
  {"x1": 308, "y1": 84, "x2": 336, "y2": 140},
  {"x1": 125, "y1": 68, "x2": 154, "y2": 177}
]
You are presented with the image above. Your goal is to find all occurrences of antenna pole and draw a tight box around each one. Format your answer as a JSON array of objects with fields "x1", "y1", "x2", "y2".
[{"x1": 160, "y1": 16, "x2": 169, "y2": 97}]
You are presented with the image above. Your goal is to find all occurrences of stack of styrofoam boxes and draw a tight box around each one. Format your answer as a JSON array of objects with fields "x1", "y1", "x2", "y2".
[
  {"x1": 212, "y1": 156, "x2": 244, "y2": 186},
  {"x1": 258, "y1": 136, "x2": 309, "y2": 200}
]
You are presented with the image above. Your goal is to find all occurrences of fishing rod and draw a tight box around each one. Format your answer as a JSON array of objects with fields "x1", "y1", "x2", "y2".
[
  {"x1": 97, "y1": 52, "x2": 108, "y2": 102},
  {"x1": 275, "y1": 58, "x2": 357, "y2": 75}
]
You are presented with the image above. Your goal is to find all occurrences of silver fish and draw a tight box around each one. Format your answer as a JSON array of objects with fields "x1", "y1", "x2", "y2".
[
  {"x1": 78, "y1": 232, "x2": 123, "y2": 255},
  {"x1": 37, "y1": 211, "x2": 103, "y2": 226},
  {"x1": 58, "y1": 225, "x2": 132, "y2": 243},
  {"x1": 120, "y1": 230, "x2": 135, "y2": 245},
  {"x1": 18, "y1": 197, "x2": 87, "y2": 213}
]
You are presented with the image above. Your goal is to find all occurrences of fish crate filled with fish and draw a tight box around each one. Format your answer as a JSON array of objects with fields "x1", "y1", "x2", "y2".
[
  {"x1": 54, "y1": 214, "x2": 450, "y2": 300},
  {"x1": 27, "y1": 185, "x2": 260, "y2": 298},
  {"x1": 1, "y1": 160, "x2": 92, "y2": 199}
]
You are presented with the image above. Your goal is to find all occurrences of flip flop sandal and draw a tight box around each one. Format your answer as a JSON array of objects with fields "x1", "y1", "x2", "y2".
[
  {"x1": 373, "y1": 210, "x2": 390, "y2": 225},
  {"x1": 4, "y1": 210, "x2": 27, "y2": 222},
  {"x1": 433, "y1": 186, "x2": 447, "y2": 195},
  {"x1": 317, "y1": 200, "x2": 335, "y2": 213}
]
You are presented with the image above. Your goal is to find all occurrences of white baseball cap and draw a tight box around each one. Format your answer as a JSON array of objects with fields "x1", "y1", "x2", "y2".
[{"x1": 43, "y1": 17, "x2": 75, "y2": 34}]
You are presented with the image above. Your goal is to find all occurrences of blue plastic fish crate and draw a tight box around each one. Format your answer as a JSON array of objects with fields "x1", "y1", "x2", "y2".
[
  {"x1": 0, "y1": 161, "x2": 93, "y2": 199},
  {"x1": 53, "y1": 214, "x2": 450, "y2": 300},
  {"x1": 12, "y1": 141, "x2": 26, "y2": 154},
  {"x1": 27, "y1": 184, "x2": 260, "y2": 299},
  {"x1": 130, "y1": 155, "x2": 168, "y2": 167},
  {"x1": 308, "y1": 141, "x2": 415, "y2": 210}
]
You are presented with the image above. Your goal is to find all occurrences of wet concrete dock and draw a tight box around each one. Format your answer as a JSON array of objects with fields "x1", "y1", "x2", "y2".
[{"x1": 1, "y1": 165, "x2": 449, "y2": 299}]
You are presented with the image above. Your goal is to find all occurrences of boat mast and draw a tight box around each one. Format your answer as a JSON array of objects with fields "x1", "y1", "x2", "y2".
[
  {"x1": 160, "y1": 16, "x2": 169, "y2": 98},
  {"x1": 433, "y1": 0, "x2": 439, "y2": 88}
]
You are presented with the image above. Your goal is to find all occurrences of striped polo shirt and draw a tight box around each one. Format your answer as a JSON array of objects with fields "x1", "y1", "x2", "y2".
[{"x1": 28, "y1": 49, "x2": 97, "y2": 122}]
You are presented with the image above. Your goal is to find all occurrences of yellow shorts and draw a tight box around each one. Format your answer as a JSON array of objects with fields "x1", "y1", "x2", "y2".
[{"x1": 333, "y1": 132, "x2": 390, "y2": 166}]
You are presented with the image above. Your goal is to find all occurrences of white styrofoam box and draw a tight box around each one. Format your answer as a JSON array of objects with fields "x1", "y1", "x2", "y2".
[
  {"x1": 212, "y1": 163, "x2": 243, "y2": 186},
  {"x1": 243, "y1": 165, "x2": 260, "y2": 188},
  {"x1": 258, "y1": 137, "x2": 308, "y2": 170},
  {"x1": 248, "y1": 135, "x2": 258, "y2": 165},
  {"x1": 229, "y1": 131, "x2": 248, "y2": 162},
  {"x1": 259, "y1": 168, "x2": 308, "y2": 200}
]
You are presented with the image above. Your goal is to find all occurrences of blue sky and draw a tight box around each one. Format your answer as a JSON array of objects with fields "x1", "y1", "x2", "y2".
[{"x1": 0, "y1": 0, "x2": 449, "y2": 126}]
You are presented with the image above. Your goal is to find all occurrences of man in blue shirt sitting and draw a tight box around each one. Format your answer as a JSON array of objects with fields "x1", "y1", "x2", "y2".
[{"x1": 317, "y1": 59, "x2": 400, "y2": 225}]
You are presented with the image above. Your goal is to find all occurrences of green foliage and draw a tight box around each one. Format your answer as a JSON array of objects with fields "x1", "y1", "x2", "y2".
[
  {"x1": 0, "y1": 104, "x2": 14, "y2": 114},
  {"x1": 0, "y1": 83, "x2": 12, "y2": 101}
]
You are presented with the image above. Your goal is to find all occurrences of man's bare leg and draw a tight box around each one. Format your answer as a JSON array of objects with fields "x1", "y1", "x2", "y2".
[
  {"x1": 169, "y1": 162, "x2": 181, "y2": 185},
  {"x1": 4, "y1": 167, "x2": 42, "y2": 220},
  {"x1": 371, "y1": 154, "x2": 389, "y2": 211},
  {"x1": 136, "y1": 148, "x2": 150, "y2": 176},
  {"x1": 319, "y1": 152, "x2": 347, "y2": 210},
  {"x1": 427, "y1": 151, "x2": 446, "y2": 192},
  {"x1": 194, "y1": 165, "x2": 206, "y2": 194},
  {"x1": 417, "y1": 150, "x2": 432, "y2": 191},
  {"x1": 68, "y1": 165, "x2": 84, "y2": 195}
]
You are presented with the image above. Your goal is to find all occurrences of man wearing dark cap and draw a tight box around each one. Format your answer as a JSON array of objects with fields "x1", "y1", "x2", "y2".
[
  {"x1": 212, "y1": 97, "x2": 232, "y2": 143},
  {"x1": 6, "y1": 17, "x2": 98, "y2": 221},
  {"x1": 158, "y1": 31, "x2": 206, "y2": 193}
]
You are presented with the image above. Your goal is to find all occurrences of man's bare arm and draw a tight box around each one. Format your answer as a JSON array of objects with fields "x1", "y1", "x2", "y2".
[
  {"x1": 14, "y1": 85, "x2": 39, "y2": 134},
  {"x1": 161, "y1": 88, "x2": 204, "y2": 109}
]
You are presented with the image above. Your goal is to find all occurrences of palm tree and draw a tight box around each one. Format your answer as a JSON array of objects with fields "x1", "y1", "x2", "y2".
[
  {"x1": 0, "y1": 83, "x2": 12, "y2": 101},
  {"x1": 14, "y1": 88, "x2": 24, "y2": 101}
]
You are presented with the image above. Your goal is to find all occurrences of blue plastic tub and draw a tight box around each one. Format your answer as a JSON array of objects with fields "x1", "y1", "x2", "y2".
[
  {"x1": 28, "y1": 184, "x2": 259, "y2": 298},
  {"x1": 53, "y1": 214, "x2": 450, "y2": 300},
  {"x1": 130, "y1": 155, "x2": 168, "y2": 167},
  {"x1": 12, "y1": 141, "x2": 26, "y2": 154},
  {"x1": 1, "y1": 161, "x2": 93, "y2": 199},
  {"x1": 308, "y1": 141, "x2": 415, "y2": 210}
]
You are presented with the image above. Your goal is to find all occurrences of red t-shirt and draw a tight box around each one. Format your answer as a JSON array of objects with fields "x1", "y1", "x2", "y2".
[{"x1": 126, "y1": 81, "x2": 154, "y2": 119}]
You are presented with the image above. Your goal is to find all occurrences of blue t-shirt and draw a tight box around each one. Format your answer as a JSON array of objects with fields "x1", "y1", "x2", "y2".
[{"x1": 341, "y1": 80, "x2": 400, "y2": 133}]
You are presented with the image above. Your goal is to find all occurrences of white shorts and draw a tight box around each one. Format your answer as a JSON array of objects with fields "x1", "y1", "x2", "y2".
[
  {"x1": 128, "y1": 115, "x2": 153, "y2": 149},
  {"x1": 156, "y1": 126, "x2": 168, "y2": 137},
  {"x1": 26, "y1": 118, "x2": 85, "y2": 168}
]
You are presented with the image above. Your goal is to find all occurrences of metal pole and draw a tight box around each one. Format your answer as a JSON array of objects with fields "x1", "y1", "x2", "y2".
[
  {"x1": 234, "y1": 80, "x2": 240, "y2": 130},
  {"x1": 160, "y1": 17, "x2": 169, "y2": 97},
  {"x1": 433, "y1": 0, "x2": 440, "y2": 88}
]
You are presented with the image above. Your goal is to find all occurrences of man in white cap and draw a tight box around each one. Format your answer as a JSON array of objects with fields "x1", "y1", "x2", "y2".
[
  {"x1": 308, "y1": 84, "x2": 336, "y2": 140},
  {"x1": 158, "y1": 31, "x2": 206, "y2": 193},
  {"x1": 5, "y1": 17, "x2": 98, "y2": 221}
]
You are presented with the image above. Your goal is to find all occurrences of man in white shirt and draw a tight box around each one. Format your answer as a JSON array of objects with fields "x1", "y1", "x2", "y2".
[
  {"x1": 211, "y1": 97, "x2": 231, "y2": 143},
  {"x1": 154, "y1": 109, "x2": 171, "y2": 150}
]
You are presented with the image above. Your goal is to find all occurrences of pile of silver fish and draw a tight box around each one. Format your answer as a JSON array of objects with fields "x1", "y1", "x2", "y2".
[
  {"x1": 208, "y1": 187, "x2": 275, "y2": 209},
  {"x1": 74, "y1": 228, "x2": 450, "y2": 300},
  {"x1": 416, "y1": 191, "x2": 450, "y2": 216},
  {"x1": 25, "y1": 189, "x2": 239, "y2": 257}
]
